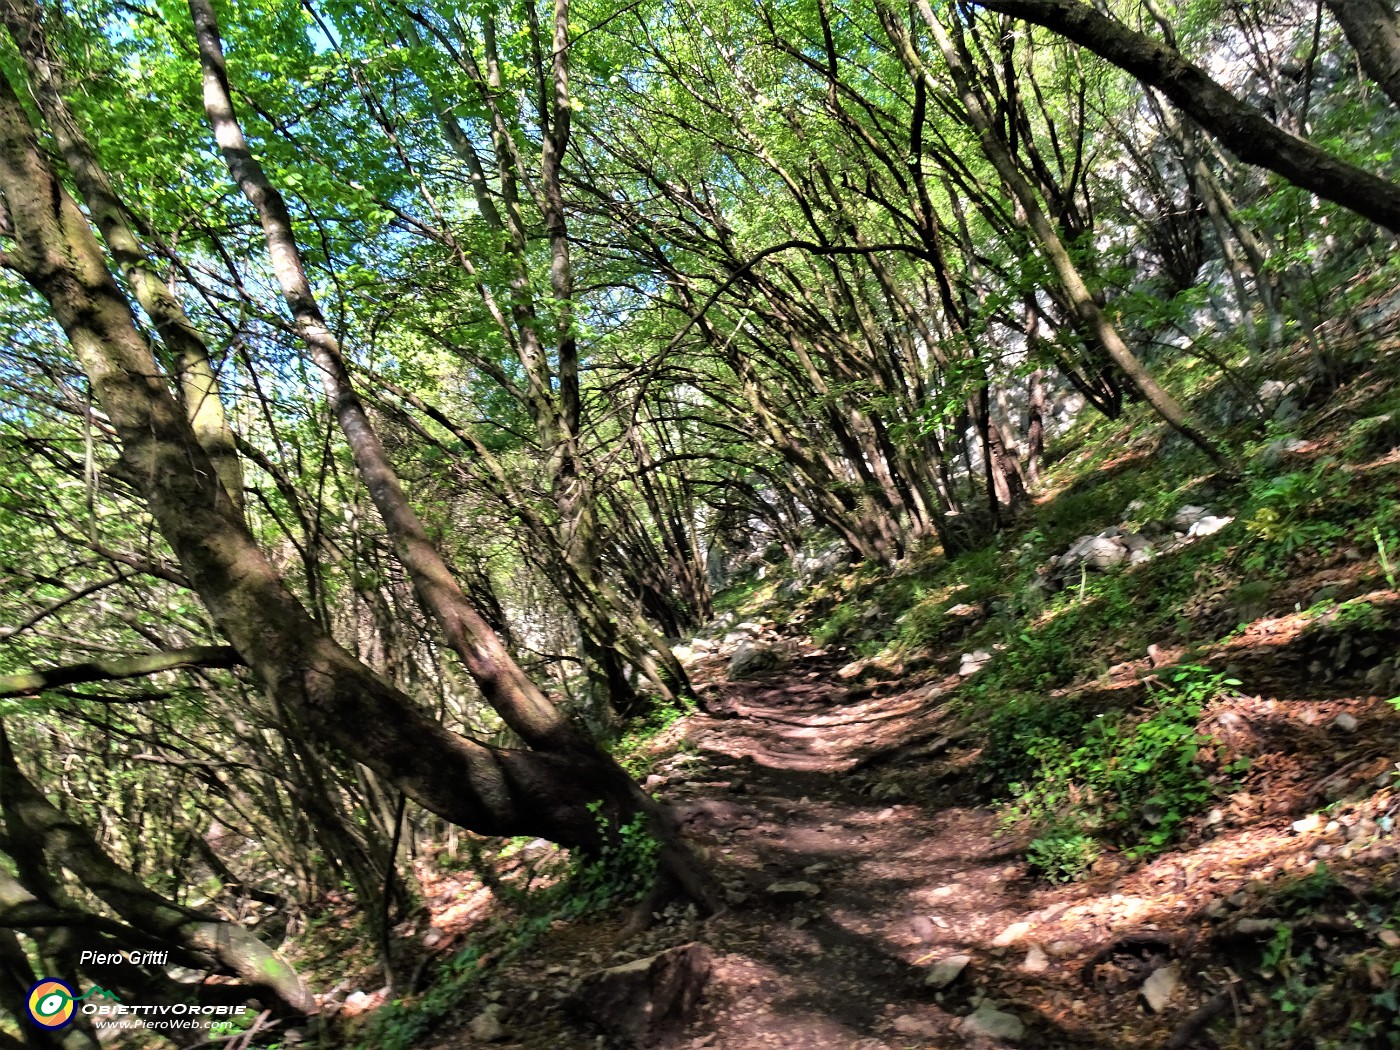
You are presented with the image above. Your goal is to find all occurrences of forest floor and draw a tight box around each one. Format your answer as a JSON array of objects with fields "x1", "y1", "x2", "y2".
[
  {"x1": 407, "y1": 607, "x2": 1400, "y2": 1050},
  {"x1": 359, "y1": 345, "x2": 1400, "y2": 1050}
]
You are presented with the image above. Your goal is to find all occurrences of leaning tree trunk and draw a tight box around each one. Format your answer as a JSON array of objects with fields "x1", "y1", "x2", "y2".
[
  {"x1": 974, "y1": 0, "x2": 1400, "y2": 234},
  {"x1": 890, "y1": 1, "x2": 1233, "y2": 470},
  {"x1": 190, "y1": 0, "x2": 691, "y2": 899},
  {"x1": 0, "y1": 0, "x2": 243, "y2": 514},
  {"x1": 0, "y1": 865, "x2": 245, "y2": 1046},
  {"x1": 186, "y1": 0, "x2": 590, "y2": 760},
  {"x1": 0, "y1": 924, "x2": 98, "y2": 1050},
  {"x1": 1326, "y1": 0, "x2": 1400, "y2": 111},
  {"x1": 0, "y1": 61, "x2": 713, "y2": 909}
]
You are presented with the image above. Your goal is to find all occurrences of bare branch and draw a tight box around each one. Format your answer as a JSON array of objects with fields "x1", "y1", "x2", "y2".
[{"x1": 0, "y1": 645, "x2": 241, "y2": 698}]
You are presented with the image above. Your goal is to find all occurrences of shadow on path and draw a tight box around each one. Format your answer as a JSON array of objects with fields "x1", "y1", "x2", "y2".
[{"x1": 652, "y1": 653, "x2": 1131, "y2": 1048}]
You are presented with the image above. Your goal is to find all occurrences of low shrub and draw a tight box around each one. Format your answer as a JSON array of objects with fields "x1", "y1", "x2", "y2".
[{"x1": 998, "y1": 665, "x2": 1249, "y2": 879}]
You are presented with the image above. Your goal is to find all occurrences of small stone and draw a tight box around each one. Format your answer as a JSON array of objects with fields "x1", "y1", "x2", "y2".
[
  {"x1": 962, "y1": 1004, "x2": 1024, "y2": 1042},
  {"x1": 1081, "y1": 535, "x2": 1127, "y2": 570},
  {"x1": 1021, "y1": 945, "x2": 1049, "y2": 973},
  {"x1": 1141, "y1": 964, "x2": 1180, "y2": 1013},
  {"x1": 1309, "y1": 585, "x2": 1342, "y2": 607},
  {"x1": 1257, "y1": 379, "x2": 1297, "y2": 409},
  {"x1": 728, "y1": 641, "x2": 781, "y2": 679},
  {"x1": 1332, "y1": 713, "x2": 1359, "y2": 732},
  {"x1": 871, "y1": 779, "x2": 905, "y2": 801},
  {"x1": 992, "y1": 921, "x2": 1033, "y2": 947},
  {"x1": 469, "y1": 1004, "x2": 509, "y2": 1042},
  {"x1": 1188, "y1": 515, "x2": 1233, "y2": 538},
  {"x1": 959, "y1": 650, "x2": 993, "y2": 676},
  {"x1": 893, "y1": 1014, "x2": 939, "y2": 1038},
  {"x1": 1346, "y1": 818, "x2": 1378, "y2": 842},
  {"x1": 1235, "y1": 918, "x2": 1281, "y2": 935},
  {"x1": 1274, "y1": 396, "x2": 1303, "y2": 424},
  {"x1": 1122, "y1": 532, "x2": 1152, "y2": 553},
  {"x1": 567, "y1": 943, "x2": 711, "y2": 1046},
  {"x1": 837, "y1": 659, "x2": 867, "y2": 680},
  {"x1": 925, "y1": 954, "x2": 972, "y2": 989},
  {"x1": 1291, "y1": 814, "x2": 1322, "y2": 834},
  {"x1": 1379, "y1": 929, "x2": 1400, "y2": 948},
  {"x1": 1366, "y1": 660, "x2": 1397, "y2": 692},
  {"x1": 1324, "y1": 775, "x2": 1354, "y2": 801},
  {"x1": 1173, "y1": 505, "x2": 1208, "y2": 530},
  {"x1": 765, "y1": 880, "x2": 821, "y2": 901}
]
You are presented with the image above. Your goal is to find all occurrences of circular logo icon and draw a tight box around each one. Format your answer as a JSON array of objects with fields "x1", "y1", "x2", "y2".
[{"x1": 26, "y1": 979, "x2": 76, "y2": 1029}]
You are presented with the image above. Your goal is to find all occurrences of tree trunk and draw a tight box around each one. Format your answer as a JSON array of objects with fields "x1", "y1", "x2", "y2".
[
  {"x1": 0, "y1": 0, "x2": 244, "y2": 514},
  {"x1": 901, "y1": 1, "x2": 1233, "y2": 470},
  {"x1": 974, "y1": 0, "x2": 1400, "y2": 233},
  {"x1": 0, "y1": 728, "x2": 314, "y2": 1015},
  {"x1": 0, "y1": 925, "x2": 98, "y2": 1049},
  {"x1": 0, "y1": 62, "x2": 713, "y2": 909},
  {"x1": 1327, "y1": 0, "x2": 1400, "y2": 110}
]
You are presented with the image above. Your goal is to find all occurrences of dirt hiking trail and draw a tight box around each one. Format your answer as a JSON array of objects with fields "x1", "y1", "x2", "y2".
[{"x1": 421, "y1": 621, "x2": 1400, "y2": 1050}]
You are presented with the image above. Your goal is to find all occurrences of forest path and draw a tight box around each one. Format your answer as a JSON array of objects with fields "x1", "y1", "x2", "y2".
[
  {"x1": 654, "y1": 646, "x2": 1118, "y2": 1050},
  {"x1": 445, "y1": 625, "x2": 1397, "y2": 1050}
]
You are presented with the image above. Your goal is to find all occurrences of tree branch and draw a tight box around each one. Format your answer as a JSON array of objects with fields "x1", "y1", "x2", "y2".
[
  {"x1": 974, "y1": 0, "x2": 1400, "y2": 232},
  {"x1": 0, "y1": 645, "x2": 241, "y2": 698}
]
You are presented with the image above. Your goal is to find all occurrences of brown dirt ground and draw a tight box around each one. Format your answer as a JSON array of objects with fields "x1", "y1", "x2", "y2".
[{"x1": 410, "y1": 607, "x2": 1400, "y2": 1050}]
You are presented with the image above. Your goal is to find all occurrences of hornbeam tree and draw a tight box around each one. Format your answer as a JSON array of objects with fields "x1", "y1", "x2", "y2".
[{"x1": 0, "y1": 20, "x2": 713, "y2": 931}]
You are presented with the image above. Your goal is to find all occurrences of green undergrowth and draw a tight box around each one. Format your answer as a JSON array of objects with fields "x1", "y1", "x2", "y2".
[
  {"x1": 350, "y1": 812, "x2": 660, "y2": 1050},
  {"x1": 970, "y1": 445, "x2": 1394, "y2": 878},
  {"x1": 999, "y1": 665, "x2": 1250, "y2": 881},
  {"x1": 712, "y1": 573, "x2": 775, "y2": 614},
  {"x1": 615, "y1": 696, "x2": 697, "y2": 777},
  {"x1": 771, "y1": 343, "x2": 1400, "y2": 885},
  {"x1": 1248, "y1": 864, "x2": 1400, "y2": 1049}
]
